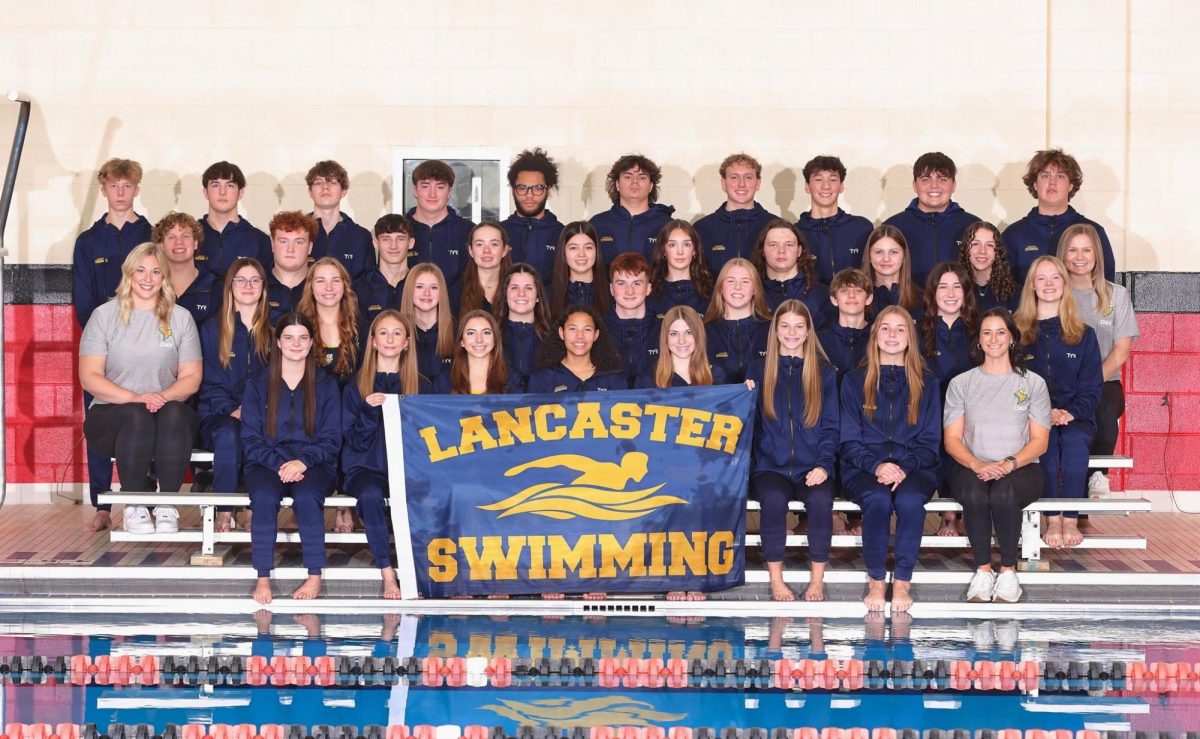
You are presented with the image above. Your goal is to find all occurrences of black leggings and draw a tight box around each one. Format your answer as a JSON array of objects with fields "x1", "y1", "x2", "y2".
[
  {"x1": 949, "y1": 462, "x2": 1042, "y2": 569},
  {"x1": 1090, "y1": 381, "x2": 1125, "y2": 474},
  {"x1": 83, "y1": 401, "x2": 197, "y2": 498}
]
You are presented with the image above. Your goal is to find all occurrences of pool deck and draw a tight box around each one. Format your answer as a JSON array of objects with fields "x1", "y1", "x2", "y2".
[{"x1": 1, "y1": 502, "x2": 1198, "y2": 615}]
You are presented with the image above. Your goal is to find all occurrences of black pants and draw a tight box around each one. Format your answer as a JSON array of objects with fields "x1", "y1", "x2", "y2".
[
  {"x1": 83, "y1": 401, "x2": 196, "y2": 496},
  {"x1": 751, "y1": 471, "x2": 834, "y2": 563},
  {"x1": 949, "y1": 462, "x2": 1042, "y2": 569},
  {"x1": 1090, "y1": 380, "x2": 1125, "y2": 474}
]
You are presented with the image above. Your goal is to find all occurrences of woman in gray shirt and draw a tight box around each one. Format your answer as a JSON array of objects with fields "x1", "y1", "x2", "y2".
[
  {"x1": 79, "y1": 242, "x2": 202, "y2": 535},
  {"x1": 943, "y1": 308, "x2": 1050, "y2": 604},
  {"x1": 1058, "y1": 223, "x2": 1139, "y2": 497}
]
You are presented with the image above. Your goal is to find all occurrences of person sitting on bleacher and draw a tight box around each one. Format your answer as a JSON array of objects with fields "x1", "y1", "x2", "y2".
[
  {"x1": 79, "y1": 242, "x2": 202, "y2": 536},
  {"x1": 198, "y1": 257, "x2": 273, "y2": 533},
  {"x1": 1014, "y1": 256, "x2": 1102, "y2": 549},
  {"x1": 342, "y1": 310, "x2": 431, "y2": 599},
  {"x1": 399, "y1": 262, "x2": 455, "y2": 382},
  {"x1": 242, "y1": 312, "x2": 341, "y2": 604},
  {"x1": 944, "y1": 308, "x2": 1050, "y2": 604}
]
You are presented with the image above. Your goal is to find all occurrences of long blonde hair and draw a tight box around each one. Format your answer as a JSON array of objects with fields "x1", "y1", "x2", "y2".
[
  {"x1": 762, "y1": 300, "x2": 829, "y2": 424},
  {"x1": 863, "y1": 305, "x2": 926, "y2": 426},
  {"x1": 1013, "y1": 255, "x2": 1086, "y2": 346},
  {"x1": 115, "y1": 242, "x2": 176, "y2": 329},
  {"x1": 654, "y1": 306, "x2": 713, "y2": 388},
  {"x1": 703, "y1": 257, "x2": 770, "y2": 323},
  {"x1": 399, "y1": 262, "x2": 455, "y2": 359},
  {"x1": 356, "y1": 309, "x2": 421, "y2": 398},
  {"x1": 297, "y1": 257, "x2": 360, "y2": 377},
  {"x1": 218, "y1": 258, "x2": 272, "y2": 370},
  {"x1": 1056, "y1": 223, "x2": 1112, "y2": 316}
]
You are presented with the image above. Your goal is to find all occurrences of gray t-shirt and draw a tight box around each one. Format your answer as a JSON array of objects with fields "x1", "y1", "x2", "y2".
[
  {"x1": 79, "y1": 302, "x2": 201, "y2": 405},
  {"x1": 943, "y1": 366, "x2": 1051, "y2": 462},
  {"x1": 1073, "y1": 283, "x2": 1139, "y2": 382}
]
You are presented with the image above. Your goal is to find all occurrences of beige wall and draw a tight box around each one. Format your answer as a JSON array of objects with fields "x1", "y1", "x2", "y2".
[{"x1": 0, "y1": 0, "x2": 1195, "y2": 270}]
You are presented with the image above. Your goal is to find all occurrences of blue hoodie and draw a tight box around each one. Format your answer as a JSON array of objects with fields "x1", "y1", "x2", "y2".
[
  {"x1": 241, "y1": 372, "x2": 342, "y2": 473},
  {"x1": 414, "y1": 324, "x2": 453, "y2": 382},
  {"x1": 1002, "y1": 206, "x2": 1116, "y2": 284},
  {"x1": 694, "y1": 202, "x2": 777, "y2": 275},
  {"x1": 501, "y1": 210, "x2": 563, "y2": 286},
  {"x1": 175, "y1": 269, "x2": 222, "y2": 329},
  {"x1": 883, "y1": 199, "x2": 979, "y2": 287},
  {"x1": 311, "y1": 211, "x2": 374, "y2": 282},
  {"x1": 924, "y1": 316, "x2": 973, "y2": 400},
  {"x1": 407, "y1": 207, "x2": 474, "y2": 287},
  {"x1": 72, "y1": 214, "x2": 153, "y2": 327},
  {"x1": 870, "y1": 283, "x2": 923, "y2": 324},
  {"x1": 746, "y1": 357, "x2": 840, "y2": 481},
  {"x1": 604, "y1": 308, "x2": 662, "y2": 388},
  {"x1": 762, "y1": 275, "x2": 833, "y2": 331},
  {"x1": 818, "y1": 323, "x2": 870, "y2": 380},
  {"x1": 633, "y1": 364, "x2": 728, "y2": 389},
  {"x1": 341, "y1": 371, "x2": 431, "y2": 482},
  {"x1": 266, "y1": 272, "x2": 305, "y2": 323},
  {"x1": 648, "y1": 279, "x2": 710, "y2": 318},
  {"x1": 705, "y1": 316, "x2": 769, "y2": 384},
  {"x1": 502, "y1": 319, "x2": 543, "y2": 393},
  {"x1": 197, "y1": 215, "x2": 273, "y2": 279},
  {"x1": 352, "y1": 269, "x2": 406, "y2": 341},
  {"x1": 796, "y1": 209, "x2": 874, "y2": 285},
  {"x1": 838, "y1": 366, "x2": 942, "y2": 480},
  {"x1": 590, "y1": 202, "x2": 676, "y2": 264},
  {"x1": 1023, "y1": 317, "x2": 1102, "y2": 431},
  {"x1": 198, "y1": 318, "x2": 268, "y2": 424},
  {"x1": 526, "y1": 364, "x2": 625, "y2": 394}
]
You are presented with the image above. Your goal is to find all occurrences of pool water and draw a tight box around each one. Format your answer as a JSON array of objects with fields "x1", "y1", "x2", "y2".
[{"x1": 2, "y1": 614, "x2": 1198, "y2": 733}]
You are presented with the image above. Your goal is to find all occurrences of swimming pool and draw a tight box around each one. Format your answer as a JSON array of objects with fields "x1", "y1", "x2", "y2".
[{"x1": 3, "y1": 613, "x2": 1198, "y2": 734}]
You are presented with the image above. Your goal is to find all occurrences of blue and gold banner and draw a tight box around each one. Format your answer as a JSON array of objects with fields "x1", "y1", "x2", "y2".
[{"x1": 399, "y1": 385, "x2": 755, "y2": 597}]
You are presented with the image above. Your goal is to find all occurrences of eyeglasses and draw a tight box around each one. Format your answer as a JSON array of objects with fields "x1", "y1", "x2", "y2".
[
  {"x1": 232, "y1": 276, "x2": 263, "y2": 287},
  {"x1": 513, "y1": 184, "x2": 548, "y2": 196}
]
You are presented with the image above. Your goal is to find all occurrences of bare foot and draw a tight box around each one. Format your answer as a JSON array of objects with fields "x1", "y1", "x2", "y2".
[
  {"x1": 1043, "y1": 515, "x2": 1064, "y2": 549},
  {"x1": 333, "y1": 508, "x2": 353, "y2": 534},
  {"x1": 87, "y1": 510, "x2": 111, "y2": 532},
  {"x1": 864, "y1": 610, "x2": 886, "y2": 640},
  {"x1": 864, "y1": 578, "x2": 887, "y2": 611},
  {"x1": 666, "y1": 590, "x2": 688, "y2": 601},
  {"x1": 380, "y1": 566, "x2": 402, "y2": 600},
  {"x1": 686, "y1": 591, "x2": 707, "y2": 602},
  {"x1": 381, "y1": 613, "x2": 400, "y2": 641},
  {"x1": 254, "y1": 609, "x2": 273, "y2": 633},
  {"x1": 846, "y1": 521, "x2": 863, "y2": 537},
  {"x1": 292, "y1": 575, "x2": 322, "y2": 600},
  {"x1": 582, "y1": 592, "x2": 607, "y2": 601},
  {"x1": 770, "y1": 580, "x2": 796, "y2": 602},
  {"x1": 891, "y1": 580, "x2": 913, "y2": 612},
  {"x1": 215, "y1": 511, "x2": 233, "y2": 533},
  {"x1": 1062, "y1": 519, "x2": 1084, "y2": 547},
  {"x1": 937, "y1": 512, "x2": 962, "y2": 537},
  {"x1": 292, "y1": 613, "x2": 320, "y2": 637},
  {"x1": 253, "y1": 577, "x2": 273, "y2": 605},
  {"x1": 541, "y1": 592, "x2": 565, "y2": 600},
  {"x1": 804, "y1": 563, "x2": 826, "y2": 602},
  {"x1": 242, "y1": 509, "x2": 253, "y2": 532}
]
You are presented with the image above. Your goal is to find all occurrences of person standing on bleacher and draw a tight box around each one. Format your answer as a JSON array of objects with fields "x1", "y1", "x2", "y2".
[{"x1": 79, "y1": 242, "x2": 202, "y2": 536}]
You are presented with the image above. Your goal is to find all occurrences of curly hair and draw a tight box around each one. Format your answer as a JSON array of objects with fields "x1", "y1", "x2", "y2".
[
  {"x1": 604, "y1": 154, "x2": 661, "y2": 204},
  {"x1": 152, "y1": 212, "x2": 203, "y2": 247},
  {"x1": 649, "y1": 219, "x2": 713, "y2": 301},
  {"x1": 957, "y1": 221, "x2": 1016, "y2": 304},
  {"x1": 269, "y1": 211, "x2": 318, "y2": 241},
  {"x1": 507, "y1": 147, "x2": 559, "y2": 190},
  {"x1": 536, "y1": 304, "x2": 623, "y2": 372},
  {"x1": 1022, "y1": 148, "x2": 1082, "y2": 200}
]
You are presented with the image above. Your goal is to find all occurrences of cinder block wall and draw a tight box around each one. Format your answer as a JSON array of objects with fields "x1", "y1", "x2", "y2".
[{"x1": 0, "y1": 1, "x2": 1197, "y2": 492}]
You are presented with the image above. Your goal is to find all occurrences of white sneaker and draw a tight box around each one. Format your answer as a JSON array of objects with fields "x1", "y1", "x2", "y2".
[
  {"x1": 122, "y1": 505, "x2": 154, "y2": 535},
  {"x1": 966, "y1": 569, "x2": 996, "y2": 603},
  {"x1": 153, "y1": 506, "x2": 179, "y2": 534},
  {"x1": 1088, "y1": 471, "x2": 1111, "y2": 499},
  {"x1": 992, "y1": 571, "x2": 1023, "y2": 603}
]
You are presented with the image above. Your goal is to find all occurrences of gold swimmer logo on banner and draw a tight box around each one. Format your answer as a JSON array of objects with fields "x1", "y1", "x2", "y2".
[
  {"x1": 477, "y1": 451, "x2": 687, "y2": 521},
  {"x1": 480, "y1": 696, "x2": 687, "y2": 727}
]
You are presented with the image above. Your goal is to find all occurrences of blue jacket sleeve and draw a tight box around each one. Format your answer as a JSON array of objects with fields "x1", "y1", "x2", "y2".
[
  {"x1": 73, "y1": 233, "x2": 98, "y2": 328},
  {"x1": 633, "y1": 371, "x2": 657, "y2": 390},
  {"x1": 1066, "y1": 328, "x2": 1104, "y2": 423},
  {"x1": 297, "y1": 377, "x2": 343, "y2": 469},
  {"x1": 1096, "y1": 225, "x2": 1116, "y2": 282},
  {"x1": 198, "y1": 324, "x2": 238, "y2": 421},
  {"x1": 838, "y1": 372, "x2": 881, "y2": 475},
  {"x1": 815, "y1": 365, "x2": 841, "y2": 473},
  {"x1": 240, "y1": 379, "x2": 288, "y2": 471},
  {"x1": 895, "y1": 377, "x2": 942, "y2": 475},
  {"x1": 342, "y1": 382, "x2": 382, "y2": 454}
]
